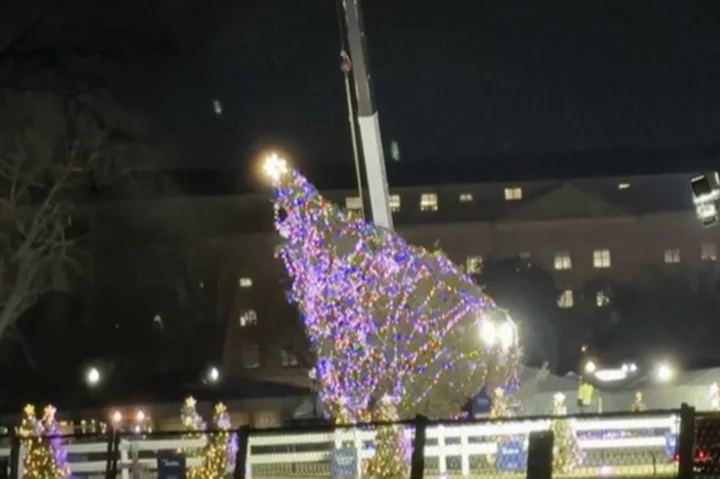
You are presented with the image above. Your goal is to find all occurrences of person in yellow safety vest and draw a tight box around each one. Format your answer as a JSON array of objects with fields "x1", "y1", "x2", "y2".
[{"x1": 577, "y1": 380, "x2": 594, "y2": 413}]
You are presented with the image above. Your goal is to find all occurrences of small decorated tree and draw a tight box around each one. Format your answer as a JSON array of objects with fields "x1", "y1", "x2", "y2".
[
  {"x1": 366, "y1": 395, "x2": 410, "y2": 479},
  {"x1": 180, "y1": 397, "x2": 206, "y2": 477},
  {"x1": 631, "y1": 391, "x2": 646, "y2": 412},
  {"x1": 18, "y1": 404, "x2": 69, "y2": 479},
  {"x1": 487, "y1": 387, "x2": 513, "y2": 464},
  {"x1": 550, "y1": 393, "x2": 580, "y2": 473},
  {"x1": 201, "y1": 403, "x2": 230, "y2": 479}
]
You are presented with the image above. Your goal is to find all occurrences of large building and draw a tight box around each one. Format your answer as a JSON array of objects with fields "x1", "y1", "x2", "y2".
[
  {"x1": 74, "y1": 169, "x2": 720, "y2": 396},
  {"x1": 198, "y1": 171, "x2": 720, "y2": 386}
]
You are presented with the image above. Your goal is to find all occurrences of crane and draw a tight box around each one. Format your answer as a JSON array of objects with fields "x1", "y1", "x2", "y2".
[{"x1": 339, "y1": 0, "x2": 394, "y2": 230}]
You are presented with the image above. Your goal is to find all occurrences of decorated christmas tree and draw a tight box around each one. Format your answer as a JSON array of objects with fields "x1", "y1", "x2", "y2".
[
  {"x1": 366, "y1": 395, "x2": 410, "y2": 479},
  {"x1": 18, "y1": 404, "x2": 69, "y2": 479},
  {"x1": 180, "y1": 397, "x2": 206, "y2": 478},
  {"x1": 631, "y1": 391, "x2": 646, "y2": 412},
  {"x1": 550, "y1": 393, "x2": 581, "y2": 472},
  {"x1": 267, "y1": 155, "x2": 521, "y2": 420},
  {"x1": 201, "y1": 403, "x2": 231, "y2": 478}
]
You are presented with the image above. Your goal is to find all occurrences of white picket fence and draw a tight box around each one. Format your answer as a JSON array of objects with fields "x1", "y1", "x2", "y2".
[{"x1": 0, "y1": 413, "x2": 679, "y2": 477}]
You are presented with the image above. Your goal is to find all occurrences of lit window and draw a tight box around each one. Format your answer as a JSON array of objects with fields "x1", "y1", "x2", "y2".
[
  {"x1": 593, "y1": 249, "x2": 611, "y2": 268},
  {"x1": 239, "y1": 309, "x2": 258, "y2": 327},
  {"x1": 242, "y1": 344, "x2": 260, "y2": 369},
  {"x1": 345, "y1": 196, "x2": 362, "y2": 211},
  {"x1": 554, "y1": 251, "x2": 572, "y2": 270},
  {"x1": 389, "y1": 194, "x2": 401, "y2": 213},
  {"x1": 664, "y1": 248, "x2": 681, "y2": 264},
  {"x1": 558, "y1": 290, "x2": 574, "y2": 308},
  {"x1": 281, "y1": 349, "x2": 299, "y2": 368},
  {"x1": 504, "y1": 187, "x2": 523, "y2": 201},
  {"x1": 459, "y1": 193, "x2": 473, "y2": 203},
  {"x1": 618, "y1": 183, "x2": 631, "y2": 190},
  {"x1": 420, "y1": 193, "x2": 438, "y2": 211},
  {"x1": 702, "y1": 243, "x2": 717, "y2": 261},
  {"x1": 596, "y1": 291, "x2": 610, "y2": 307},
  {"x1": 466, "y1": 256, "x2": 483, "y2": 274},
  {"x1": 239, "y1": 277, "x2": 253, "y2": 288}
]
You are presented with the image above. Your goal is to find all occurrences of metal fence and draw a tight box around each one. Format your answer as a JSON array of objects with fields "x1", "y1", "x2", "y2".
[{"x1": 0, "y1": 403, "x2": 706, "y2": 478}]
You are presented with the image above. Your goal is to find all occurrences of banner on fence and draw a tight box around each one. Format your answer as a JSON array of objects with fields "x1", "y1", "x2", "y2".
[
  {"x1": 332, "y1": 446, "x2": 359, "y2": 478},
  {"x1": 157, "y1": 450, "x2": 186, "y2": 479}
]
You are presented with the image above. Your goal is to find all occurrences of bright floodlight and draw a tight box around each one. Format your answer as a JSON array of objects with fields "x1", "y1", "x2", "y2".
[
  {"x1": 86, "y1": 367, "x2": 101, "y2": 387},
  {"x1": 478, "y1": 319, "x2": 496, "y2": 347},
  {"x1": 207, "y1": 366, "x2": 220, "y2": 383},
  {"x1": 136, "y1": 410, "x2": 146, "y2": 423},
  {"x1": 584, "y1": 360, "x2": 597, "y2": 374},
  {"x1": 656, "y1": 362, "x2": 675, "y2": 383},
  {"x1": 263, "y1": 153, "x2": 288, "y2": 181},
  {"x1": 497, "y1": 321, "x2": 515, "y2": 350}
]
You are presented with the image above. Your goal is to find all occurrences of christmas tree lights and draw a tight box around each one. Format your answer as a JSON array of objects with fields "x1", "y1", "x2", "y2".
[
  {"x1": 201, "y1": 403, "x2": 230, "y2": 479},
  {"x1": 180, "y1": 397, "x2": 205, "y2": 478},
  {"x1": 550, "y1": 393, "x2": 581, "y2": 472},
  {"x1": 18, "y1": 404, "x2": 70, "y2": 479},
  {"x1": 365, "y1": 395, "x2": 410, "y2": 479},
  {"x1": 269, "y1": 160, "x2": 521, "y2": 419}
]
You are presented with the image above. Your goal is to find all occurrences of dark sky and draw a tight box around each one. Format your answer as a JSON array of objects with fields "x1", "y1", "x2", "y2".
[{"x1": 4, "y1": 0, "x2": 720, "y2": 186}]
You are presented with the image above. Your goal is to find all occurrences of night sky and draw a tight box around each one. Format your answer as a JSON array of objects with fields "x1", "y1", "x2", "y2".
[{"x1": 4, "y1": 0, "x2": 720, "y2": 187}]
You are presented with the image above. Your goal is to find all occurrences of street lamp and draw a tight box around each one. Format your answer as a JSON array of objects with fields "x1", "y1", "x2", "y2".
[
  {"x1": 207, "y1": 366, "x2": 220, "y2": 384},
  {"x1": 655, "y1": 362, "x2": 675, "y2": 383},
  {"x1": 86, "y1": 367, "x2": 101, "y2": 387},
  {"x1": 584, "y1": 360, "x2": 597, "y2": 375}
]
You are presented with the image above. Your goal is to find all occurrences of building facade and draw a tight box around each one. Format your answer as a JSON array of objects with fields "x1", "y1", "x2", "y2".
[{"x1": 104, "y1": 172, "x2": 720, "y2": 388}]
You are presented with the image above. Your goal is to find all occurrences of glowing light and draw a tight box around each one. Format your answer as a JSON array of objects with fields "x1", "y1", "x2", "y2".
[
  {"x1": 584, "y1": 360, "x2": 597, "y2": 374},
  {"x1": 263, "y1": 153, "x2": 289, "y2": 182},
  {"x1": 655, "y1": 362, "x2": 675, "y2": 383},
  {"x1": 207, "y1": 366, "x2": 220, "y2": 383},
  {"x1": 86, "y1": 367, "x2": 101, "y2": 386},
  {"x1": 136, "y1": 410, "x2": 146, "y2": 423},
  {"x1": 111, "y1": 410, "x2": 122, "y2": 424},
  {"x1": 479, "y1": 319, "x2": 496, "y2": 346}
]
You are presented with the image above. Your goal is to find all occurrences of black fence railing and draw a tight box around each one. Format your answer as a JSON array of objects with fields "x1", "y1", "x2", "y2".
[{"x1": 0, "y1": 403, "x2": 709, "y2": 478}]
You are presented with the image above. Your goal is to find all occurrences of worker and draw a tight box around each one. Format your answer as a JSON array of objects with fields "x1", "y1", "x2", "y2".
[{"x1": 577, "y1": 379, "x2": 594, "y2": 413}]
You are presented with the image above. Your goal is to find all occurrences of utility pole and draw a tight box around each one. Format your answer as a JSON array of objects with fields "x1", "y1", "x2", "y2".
[{"x1": 342, "y1": 0, "x2": 394, "y2": 230}]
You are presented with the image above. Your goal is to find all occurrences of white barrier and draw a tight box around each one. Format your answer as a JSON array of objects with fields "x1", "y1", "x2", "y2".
[{"x1": 0, "y1": 414, "x2": 679, "y2": 477}]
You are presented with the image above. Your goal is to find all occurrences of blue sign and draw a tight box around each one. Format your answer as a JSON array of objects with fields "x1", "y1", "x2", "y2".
[
  {"x1": 496, "y1": 439, "x2": 527, "y2": 471},
  {"x1": 332, "y1": 447, "x2": 358, "y2": 478},
  {"x1": 665, "y1": 433, "x2": 678, "y2": 460},
  {"x1": 157, "y1": 451, "x2": 186, "y2": 479},
  {"x1": 471, "y1": 388, "x2": 491, "y2": 416}
]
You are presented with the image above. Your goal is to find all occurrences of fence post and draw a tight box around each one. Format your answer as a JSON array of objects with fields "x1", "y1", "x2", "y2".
[
  {"x1": 233, "y1": 425, "x2": 251, "y2": 479},
  {"x1": 8, "y1": 433, "x2": 20, "y2": 479},
  {"x1": 526, "y1": 430, "x2": 554, "y2": 479},
  {"x1": 105, "y1": 428, "x2": 118, "y2": 479},
  {"x1": 409, "y1": 415, "x2": 427, "y2": 479},
  {"x1": 677, "y1": 402, "x2": 695, "y2": 479}
]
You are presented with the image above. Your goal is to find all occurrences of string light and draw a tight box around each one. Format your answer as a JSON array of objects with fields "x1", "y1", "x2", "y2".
[
  {"x1": 270, "y1": 167, "x2": 522, "y2": 420},
  {"x1": 180, "y1": 396, "x2": 206, "y2": 478},
  {"x1": 366, "y1": 395, "x2": 410, "y2": 478},
  {"x1": 200, "y1": 403, "x2": 233, "y2": 478},
  {"x1": 18, "y1": 404, "x2": 70, "y2": 478}
]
